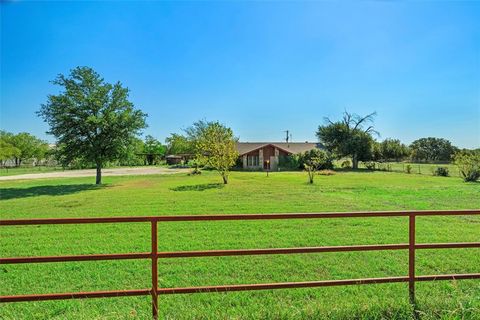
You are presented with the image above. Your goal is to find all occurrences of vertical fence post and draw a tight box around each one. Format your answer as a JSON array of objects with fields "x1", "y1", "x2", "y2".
[
  {"x1": 151, "y1": 220, "x2": 159, "y2": 320},
  {"x1": 408, "y1": 213, "x2": 416, "y2": 305}
]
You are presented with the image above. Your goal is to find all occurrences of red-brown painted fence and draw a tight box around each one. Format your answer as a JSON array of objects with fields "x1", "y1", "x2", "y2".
[{"x1": 1, "y1": 210, "x2": 479, "y2": 319}]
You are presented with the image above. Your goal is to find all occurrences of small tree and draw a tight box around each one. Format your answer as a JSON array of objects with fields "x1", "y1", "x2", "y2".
[
  {"x1": 38, "y1": 67, "x2": 147, "y2": 184},
  {"x1": 298, "y1": 149, "x2": 334, "y2": 171},
  {"x1": 194, "y1": 121, "x2": 238, "y2": 184},
  {"x1": 304, "y1": 156, "x2": 321, "y2": 184},
  {"x1": 454, "y1": 151, "x2": 480, "y2": 182}
]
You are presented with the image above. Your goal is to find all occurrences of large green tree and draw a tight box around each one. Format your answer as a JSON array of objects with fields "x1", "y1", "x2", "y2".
[
  {"x1": 316, "y1": 111, "x2": 377, "y2": 169},
  {"x1": 190, "y1": 120, "x2": 238, "y2": 184},
  {"x1": 38, "y1": 67, "x2": 147, "y2": 184},
  {"x1": 409, "y1": 137, "x2": 457, "y2": 162}
]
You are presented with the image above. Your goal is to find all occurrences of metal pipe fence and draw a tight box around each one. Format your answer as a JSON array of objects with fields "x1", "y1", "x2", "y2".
[{"x1": 1, "y1": 210, "x2": 479, "y2": 319}]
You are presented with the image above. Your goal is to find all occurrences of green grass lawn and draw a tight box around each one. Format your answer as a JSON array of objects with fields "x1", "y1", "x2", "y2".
[
  {"x1": 0, "y1": 161, "x2": 460, "y2": 177},
  {"x1": 0, "y1": 166, "x2": 66, "y2": 177},
  {"x1": 1, "y1": 171, "x2": 479, "y2": 319}
]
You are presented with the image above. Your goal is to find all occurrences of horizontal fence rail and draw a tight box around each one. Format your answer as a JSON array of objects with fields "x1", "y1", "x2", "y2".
[{"x1": 1, "y1": 209, "x2": 479, "y2": 319}]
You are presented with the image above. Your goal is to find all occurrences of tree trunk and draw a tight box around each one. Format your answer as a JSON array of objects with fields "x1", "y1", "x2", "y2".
[
  {"x1": 96, "y1": 162, "x2": 102, "y2": 185},
  {"x1": 222, "y1": 174, "x2": 228, "y2": 184},
  {"x1": 352, "y1": 154, "x2": 358, "y2": 170}
]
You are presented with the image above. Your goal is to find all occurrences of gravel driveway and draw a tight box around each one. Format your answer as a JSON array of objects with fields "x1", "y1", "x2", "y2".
[{"x1": 0, "y1": 167, "x2": 190, "y2": 181}]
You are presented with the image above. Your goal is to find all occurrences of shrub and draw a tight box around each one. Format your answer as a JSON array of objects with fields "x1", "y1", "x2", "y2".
[
  {"x1": 433, "y1": 167, "x2": 449, "y2": 177},
  {"x1": 454, "y1": 151, "x2": 480, "y2": 182},
  {"x1": 340, "y1": 160, "x2": 351, "y2": 169},
  {"x1": 363, "y1": 161, "x2": 376, "y2": 170},
  {"x1": 377, "y1": 162, "x2": 391, "y2": 171},
  {"x1": 278, "y1": 154, "x2": 300, "y2": 170},
  {"x1": 405, "y1": 164, "x2": 412, "y2": 174}
]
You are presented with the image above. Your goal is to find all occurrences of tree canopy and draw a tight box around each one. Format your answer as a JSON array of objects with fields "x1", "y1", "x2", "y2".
[
  {"x1": 165, "y1": 133, "x2": 194, "y2": 155},
  {"x1": 189, "y1": 120, "x2": 238, "y2": 184},
  {"x1": 143, "y1": 135, "x2": 166, "y2": 165},
  {"x1": 379, "y1": 138, "x2": 410, "y2": 161},
  {"x1": 300, "y1": 149, "x2": 334, "y2": 184},
  {"x1": 38, "y1": 66, "x2": 147, "y2": 184},
  {"x1": 316, "y1": 111, "x2": 377, "y2": 169},
  {"x1": 0, "y1": 131, "x2": 48, "y2": 166},
  {"x1": 410, "y1": 137, "x2": 457, "y2": 162}
]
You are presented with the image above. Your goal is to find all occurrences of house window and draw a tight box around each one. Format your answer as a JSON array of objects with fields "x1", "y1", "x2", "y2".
[{"x1": 247, "y1": 155, "x2": 259, "y2": 167}]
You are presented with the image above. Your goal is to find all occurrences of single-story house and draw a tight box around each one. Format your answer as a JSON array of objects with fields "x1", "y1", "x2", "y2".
[{"x1": 236, "y1": 142, "x2": 322, "y2": 171}]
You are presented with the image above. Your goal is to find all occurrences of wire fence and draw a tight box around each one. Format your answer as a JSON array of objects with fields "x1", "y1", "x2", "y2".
[{"x1": 357, "y1": 162, "x2": 461, "y2": 177}]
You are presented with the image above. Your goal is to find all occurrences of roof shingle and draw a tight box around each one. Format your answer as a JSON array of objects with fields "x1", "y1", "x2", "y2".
[{"x1": 236, "y1": 142, "x2": 322, "y2": 155}]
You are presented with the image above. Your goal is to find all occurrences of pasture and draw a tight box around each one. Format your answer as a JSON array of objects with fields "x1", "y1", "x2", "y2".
[
  {"x1": 1, "y1": 170, "x2": 479, "y2": 319},
  {"x1": 356, "y1": 161, "x2": 460, "y2": 176}
]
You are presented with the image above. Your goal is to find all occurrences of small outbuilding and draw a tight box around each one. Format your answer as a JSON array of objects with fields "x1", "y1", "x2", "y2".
[{"x1": 165, "y1": 155, "x2": 183, "y2": 165}]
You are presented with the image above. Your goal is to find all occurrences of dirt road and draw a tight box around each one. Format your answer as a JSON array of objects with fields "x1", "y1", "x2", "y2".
[{"x1": 0, "y1": 167, "x2": 190, "y2": 181}]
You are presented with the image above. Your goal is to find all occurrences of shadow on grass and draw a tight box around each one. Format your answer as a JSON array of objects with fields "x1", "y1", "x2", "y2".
[
  {"x1": 0, "y1": 184, "x2": 104, "y2": 201},
  {"x1": 170, "y1": 183, "x2": 224, "y2": 192}
]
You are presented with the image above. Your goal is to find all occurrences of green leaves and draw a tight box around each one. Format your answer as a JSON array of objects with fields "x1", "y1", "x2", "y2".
[
  {"x1": 38, "y1": 66, "x2": 147, "y2": 183},
  {"x1": 454, "y1": 150, "x2": 480, "y2": 182},
  {"x1": 316, "y1": 111, "x2": 376, "y2": 168},
  {"x1": 188, "y1": 120, "x2": 238, "y2": 184},
  {"x1": 376, "y1": 139, "x2": 410, "y2": 161},
  {"x1": 0, "y1": 131, "x2": 48, "y2": 165},
  {"x1": 165, "y1": 133, "x2": 194, "y2": 155},
  {"x1": 410, "y1": 137, "x2": 457, "y2": 162}
]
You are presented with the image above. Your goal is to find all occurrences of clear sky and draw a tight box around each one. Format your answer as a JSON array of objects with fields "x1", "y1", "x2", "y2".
[{"x1": 1, "y1": 1, "x2": 479, "y2": 148}]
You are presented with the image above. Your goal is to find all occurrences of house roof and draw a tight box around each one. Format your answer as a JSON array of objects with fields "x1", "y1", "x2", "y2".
[{"x1": 236, "y1": 142, "x2": 321, "y2": 156}]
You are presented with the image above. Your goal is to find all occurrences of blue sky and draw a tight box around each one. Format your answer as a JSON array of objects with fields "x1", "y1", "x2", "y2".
[{"x1": 1, "y1": 1, "x2": 479, "y2": 148}]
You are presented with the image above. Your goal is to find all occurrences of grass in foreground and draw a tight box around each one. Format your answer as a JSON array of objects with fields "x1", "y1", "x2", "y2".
[{"x1": 0, "y1": 171, "x2": 479, "y2": 319}]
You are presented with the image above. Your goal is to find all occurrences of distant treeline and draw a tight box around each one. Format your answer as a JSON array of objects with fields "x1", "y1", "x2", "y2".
[
  {"x1": 2, "y1": 130, "x2": 475, "y2": 169},
  {"x1": 0, "y1": 131, "x2": 168, "y2": 168}
]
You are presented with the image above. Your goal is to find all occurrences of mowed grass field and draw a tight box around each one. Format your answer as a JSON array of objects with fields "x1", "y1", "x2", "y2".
[
  {"x1": 0, "y1": 161, "x2": 460, "y2": 177},
  {"x1": 0, "y1": 166, "x2": 65, "y2": 177},
  {"x1": 0, "y1": 171, "x2": 479, "y2": 319}
]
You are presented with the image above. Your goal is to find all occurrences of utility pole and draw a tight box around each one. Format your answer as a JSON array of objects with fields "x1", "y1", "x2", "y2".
[{"x1": 284, "y1": 130, "x2": 289, "y2": 143}]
